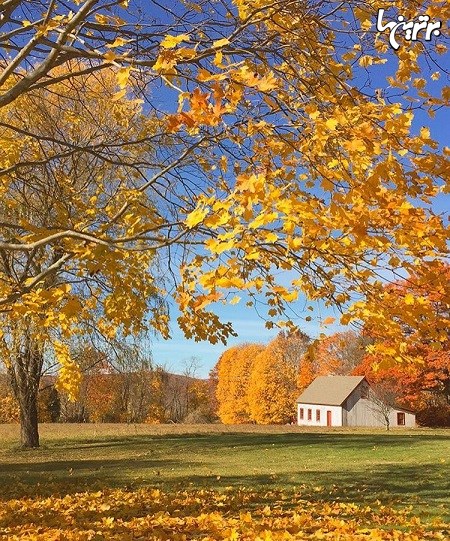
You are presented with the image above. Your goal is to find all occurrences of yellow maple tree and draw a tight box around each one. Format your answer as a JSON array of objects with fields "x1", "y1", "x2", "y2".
[
  {"x1": 0, "y1": 65, "x2": 166, "y2": 446},
  {"x1": 248, "y1": 332, "x2": 310, "y2": 424},
  {"x1": 216, "y1": 344, "x2": 265, "y2": 424},
  {"x1": 1, "y1": 1, "x2": 449, "y2": 446}
]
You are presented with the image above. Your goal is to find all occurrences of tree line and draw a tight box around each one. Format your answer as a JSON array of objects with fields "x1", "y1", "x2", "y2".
[
  {"x1": 0, "y1": 349, "x2": 215, "y2": 425},
  {"x1": 1, "y1": 0, "x2": 448, "y2": 447},
  {"x1": 214, "y1": 274, "x2": 450, "y2": 426},
  {"x1": 213, "y1": 328, "x2": 449, "y2": 427}
]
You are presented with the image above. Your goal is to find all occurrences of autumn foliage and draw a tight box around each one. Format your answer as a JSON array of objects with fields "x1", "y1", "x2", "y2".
[
  {"x1": 1, "y1": 1, "x2": 449, "y2": 447},
  {"x1": 0, "y1": 486, "x2": 447, "y2": 541},
  {"x1": 352, "y1": 272, "x2": 450, "y2": 425},
  {"x1": 215, "y1": 316, "x2": 449, "y2": 426},
  {"x1": 248, "y1": 332, "x2": 310, "y2": 424},
  {"x1": 0, "y1": 361, "x2": 216, "y2": 425},
  {"x1": 214, "y1": 330, "x2": 371, "y2": 424},
  {"x1": 215, "y1": 332, "x2": 310, "y2": 424},
  {"x1": 216, "y1": 344, "x2": 265, "y2": 424},
  {"x1": 0, "y1": 396, "x2": 19, "y2": 423}
]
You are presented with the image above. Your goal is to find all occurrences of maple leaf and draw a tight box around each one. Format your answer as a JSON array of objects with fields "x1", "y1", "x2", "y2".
[
  {"x1": 325, "y1": 118, "x2": 339, "y2": 130},
  {"x1": 255, "y1": 73, "x2": 278, "y2": 92},
  {"x1": 117, "y1": 67, "x2": 131, "y2": 88},
  {"x1": 106, "y1": 37, "x2": 129, "y2": 48},
  {"x1": 344, "y1": 138, "x2": 366, "y2": 152},
  {"x1": 213, "y1": 38, "x2": 230, "y2": 48},
  {"x1": 160, "y1": 33, "x2": 190, "y2": 49},
  {"x1": 185, "y1": 207, "x2": 208, "y2": 228}
]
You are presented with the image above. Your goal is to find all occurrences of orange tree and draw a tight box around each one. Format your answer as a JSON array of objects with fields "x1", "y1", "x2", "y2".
[
  {"x1": 0, "y1": 1, "x2": 449, "y2": 446},
  {"x1": 297, "y1": 331, "x2": 369, "y2": 391},
  {"x1": 215, "y1": 343, "x2": 265, "y2": 423},
  {"x1": 248, "y1": 331, "x2": 310, "y2": 424},
  {"x1": 354, "y1": 265, "x2": 450, "y2": 423}
]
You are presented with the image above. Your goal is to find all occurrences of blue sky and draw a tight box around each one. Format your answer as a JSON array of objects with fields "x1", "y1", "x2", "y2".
[
  {"x1": 152, "y1": 294, "x2": 351, "y2": 377},
  {"x1": 151, "y1": 5, "x2": 449, "y2": 378}
]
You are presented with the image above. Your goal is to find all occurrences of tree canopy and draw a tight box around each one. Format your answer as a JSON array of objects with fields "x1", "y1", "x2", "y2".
[{"x1": 1, "y1": 0, "x2": 449, "y2": 411}]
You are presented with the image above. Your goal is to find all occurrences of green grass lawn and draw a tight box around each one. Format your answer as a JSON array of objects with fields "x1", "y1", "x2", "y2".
[{"x1": 0, "y1": 423, "x2": 448, "y2": 521}]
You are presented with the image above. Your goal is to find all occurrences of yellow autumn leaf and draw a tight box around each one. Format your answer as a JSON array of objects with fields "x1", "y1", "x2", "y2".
[
  {"x1": 95, "y1": 13, "x2": 109, "y2": 24},
  {"x1": 111, "y1": 88, "x2": 127, "y2": 101},
  {"x1": 245, "y1": 250, "x2": 261, "y2": 260},
  {"x1": 255, "y1": 73, "x2": 278, "y2": 92},
  {"x1": 213, "y1": 38, "x2": 230, "y2": 48},
  {"x1": 185, "y1": 207, "x2": 208, "y2": 228},
  {"x1": 195, "y1": 292, "x2": 222, "y2": 310},
  {"x1": 420, "y1": 127, "x2": 431, "y2": 140},
  {"x1": 264, "y1": 232, "x2": 278, "y2": 243},
  {"x1": 325, "y1": 118, "x2": 338, "y2": 131},
  {"x1": 249, "y1": 212, "x2": 278, "y2": 229},
  {"x1": 103, "y1": 50, "x2": 117, "y2": 62},
  {"x1": 106, "y1": 37, "x2": 129, "y2": 48},
  {"x1": 54, "y1": 341, "x2": 82, "y2": 401},
  {"x1": 404, "y1": 293, "x2": 415, "y2": 305},
  {"x1": 160, "y1": 33, "x2": 190, "y2": 49},
  {"x1": 211, "y1": 239, "x2": 235, "y2": 254},
  {"x1": 344, "y1": 138, "x2": 366, "y2": 152},
  {"x1": 359, "y1": 55, "x2": 373, "y2": 67},
  {"x1": 116, "y1": 67, "x2": 131, "y2": 88},
  {"x1": 213, "y1": 50, "x2": 223, "y2": 67}
]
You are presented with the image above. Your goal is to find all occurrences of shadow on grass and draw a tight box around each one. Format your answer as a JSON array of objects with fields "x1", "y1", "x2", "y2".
[
  {"x1": 186, "y1": 462, "x2": 450, "y2": 506},
  {"x1": 1, "y1": 461, "x2": 448, "y2": 518},
  {"x1": 0, "y1": 431, "x2": 448, "y2": 515},
  {"x1": 34, "y1": 430, "x2": 450, "y2": 452}
]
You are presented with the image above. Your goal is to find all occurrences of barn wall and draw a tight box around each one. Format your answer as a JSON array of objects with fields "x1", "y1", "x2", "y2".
[
  {"x1": 388, "y1": 409, "x2": 416, "y2": 427},
  {"x1": 344, "y1": 394, "x2": 384, "y2": 427},
  {"x1": 344, "y1": 392, "x2": 416, "y2": 427},
  {"x1": 297, "y1": 403, "x2": 342, "y2": 427}
]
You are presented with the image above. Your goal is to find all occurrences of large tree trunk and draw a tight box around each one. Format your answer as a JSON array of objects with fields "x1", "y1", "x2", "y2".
[
  {"x1": 8, "y1": 331, "x2": 43, "y2": 448},
  {"x1": 18, "y1": 388, "x2": 40, "y2": 448}
]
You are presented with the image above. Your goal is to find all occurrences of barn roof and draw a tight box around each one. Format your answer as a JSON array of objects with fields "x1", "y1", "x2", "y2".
[{"x1": 296, "y1": 375, "x2": 366, "y2": 406}]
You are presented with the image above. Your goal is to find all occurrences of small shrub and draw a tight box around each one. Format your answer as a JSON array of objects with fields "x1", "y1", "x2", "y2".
[{"x1": 183, "y1": 407, "x2": 216, "y2": 424}]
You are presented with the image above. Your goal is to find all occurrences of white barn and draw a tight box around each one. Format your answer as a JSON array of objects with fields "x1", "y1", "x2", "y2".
[{"x1": 296, "y1": 376, "x2": 416, "y2": 428}]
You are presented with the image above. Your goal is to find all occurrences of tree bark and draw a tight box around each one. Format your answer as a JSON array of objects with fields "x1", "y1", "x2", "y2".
[
  {"x1": 8, "y1": 330, "x2": 43, "y2": 448},
  {"x1": 18, "y1": 388, "x2": 40, "y2": 448}
]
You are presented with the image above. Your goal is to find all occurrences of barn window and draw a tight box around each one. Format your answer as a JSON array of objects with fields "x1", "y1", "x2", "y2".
[
  {"x1": 299, "y1": 408, "x2": 304, "y2": 420},
  {"x1": 307, "y1": 409, "x2": 312, "y2": 421},
  {"x1": 397, "y1": 412, "x2": 405, "y2": 426},
  {"x1": 360, "y1": 385, "x2": 369, "y2": 399},
  {"x1": 316, "y1": 410, "x2": 321, "y2": 421}
]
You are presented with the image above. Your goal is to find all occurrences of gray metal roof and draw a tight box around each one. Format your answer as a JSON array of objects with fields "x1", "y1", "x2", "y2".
[{"x1": 296, "y1": 375, "x2": 366, "y2": 406}]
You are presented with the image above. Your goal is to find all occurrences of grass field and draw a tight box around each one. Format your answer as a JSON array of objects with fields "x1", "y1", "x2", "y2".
[{"x1": 0, "y1": 424, "x2": 449, "y2": 539}]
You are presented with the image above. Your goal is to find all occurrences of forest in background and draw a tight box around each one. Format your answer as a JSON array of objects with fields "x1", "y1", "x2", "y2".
[
  {"x1": 0, "y1": 347, "x2": 216, "y2": 425},
  {"x1": 1, "y1": 270, "x2": 448, "y2": 427},
  {"x1": 1, "y1": 323, "x2": 448, "y2": 427}
]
